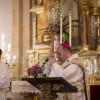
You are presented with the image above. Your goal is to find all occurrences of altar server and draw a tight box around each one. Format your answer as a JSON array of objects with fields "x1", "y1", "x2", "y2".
[{"x1": 0, "y1": 49, "x2": 10, "y2": 100}]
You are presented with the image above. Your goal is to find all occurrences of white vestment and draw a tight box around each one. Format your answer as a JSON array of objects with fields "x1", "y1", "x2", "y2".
[
  {"x1": 44, "y1": 54, "x2": 86, "y2": 100},
  {"x1": 0, "y1": 62, "x2": 10, "y2": 100}
]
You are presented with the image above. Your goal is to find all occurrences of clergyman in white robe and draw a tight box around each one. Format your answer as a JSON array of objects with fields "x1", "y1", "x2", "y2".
[
  {"x1": 0, "y1": 62, "x2": 10, "y2": 100},
  {"x1": 44, "y1": 53, "x2": 86, "y2": 100}
]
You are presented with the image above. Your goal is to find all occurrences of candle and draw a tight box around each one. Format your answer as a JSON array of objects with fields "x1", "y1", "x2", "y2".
[
  {"x1": 1, "y1": 34, "x2": 5, "y2": 51},
  {"x1": 8, "y1": 44, "x2": 11, "y2": 53},
  {"x1": 52, "y1": 7, "x2": 54, "y2": 23},
  {"x1": 2, "y1": 34, "x2": 4, "y2": 42},
  {"x1": 6, "y1": 53, "x2": 10, "y2": 64},
  {"x1": 33, "y1": 18, "x2": 36, "y2": 50},
  {"x1": 1, "y1": 42, "x2": 5, "y2": 51},
  {"x1": 54, "y1": 35, "x2": 57, "y2": 52},
  {"x1": 8, "y1": 55, "x2": 10, "y2": 64},
  {"x1": 60, "y1": 14, "x2": 62, "y2": 44},
  {"x1": 13, "y1": 55, "x2": 16, "y2": 64},
  {"x1": 69, "y1": 13, "x2": 72, "y2": 46}
]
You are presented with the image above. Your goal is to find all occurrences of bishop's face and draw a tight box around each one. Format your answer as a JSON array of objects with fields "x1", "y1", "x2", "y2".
[{"x1": 55, "y1": 45, "x2": 68, "y2": 63}]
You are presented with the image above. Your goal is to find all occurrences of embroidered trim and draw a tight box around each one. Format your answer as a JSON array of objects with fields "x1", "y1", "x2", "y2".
[{"x1": 67, "y1": 58, "x2": 89, "y2": 100}]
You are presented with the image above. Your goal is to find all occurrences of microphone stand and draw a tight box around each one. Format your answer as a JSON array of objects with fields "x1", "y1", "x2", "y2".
[{"x1": 34, "y1": 59, "x2": 48, "y2": 78}]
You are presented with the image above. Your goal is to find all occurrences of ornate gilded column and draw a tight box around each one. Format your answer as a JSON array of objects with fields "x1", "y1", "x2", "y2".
[
  {"x1": 95, "y1": 16, "x2": 100, "y2": 50},
  {"x1": 89, "y1": 0, "x2": 100, "y2": 50},
  {"x1": 80, "y1": 0, "x2": 89, "y2": 50},
  {"x1": 89, "y1": 0, "x2": 100, "y2": 76},
  {"x1": 87, "y1": 13, "x2": 92, "y2": 49}
]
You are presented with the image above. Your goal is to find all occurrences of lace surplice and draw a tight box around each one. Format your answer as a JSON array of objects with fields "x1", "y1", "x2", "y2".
[
  {"x1": 0, "y1": 62, "x2": 10, "y2": 88},
  {"x1": 0, "y1": 62, "x2": 10, "y2": 100}
]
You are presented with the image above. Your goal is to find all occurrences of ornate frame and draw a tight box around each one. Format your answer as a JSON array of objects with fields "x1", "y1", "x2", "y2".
[{"x1": 28, "y1": 45, "x2": 50, "y2": 66}]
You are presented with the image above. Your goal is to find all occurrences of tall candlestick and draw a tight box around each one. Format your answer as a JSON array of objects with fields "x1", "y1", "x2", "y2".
[
  {"x1": 6, "y1": 53, "x2": 10, "y2": 64},
  {"x1": 54, "y1": 35, "x2": 57, "y2": 52},
  {"x1": 52, "y1": 7, "x2": 54, "y2": 23},
  {"x1": 60, "y1": 14, "x2": 63, "y2": 44},
  {"x1": 33, "y1": 18, "x2": 36, "y2": 50},
  {"x1": 2, "y1": 34, "x2": 4, "y2": 42},
  {"x1": 1, "y1": 42, "x2": 5, "y2": 51},
  {"x1": 1, "y1": 34, "x2": 5, "y2": 51},
  {"x1": 7, "y1": 55, "x2": 10, "y2": 64},
  {"x1": 69, "y1": 13, "x2": 72, "y2": 46},
  {"x1": 13, "y1": 55, "x2": 16, "y2": 65},
  {"x1": 8, "y1": 44, "x2": 11, "y2": 53}
]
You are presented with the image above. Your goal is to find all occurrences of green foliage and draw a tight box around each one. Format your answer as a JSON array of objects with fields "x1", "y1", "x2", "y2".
[{"x1": 39, "y1": 0, "x2": 80, "y2": 43}]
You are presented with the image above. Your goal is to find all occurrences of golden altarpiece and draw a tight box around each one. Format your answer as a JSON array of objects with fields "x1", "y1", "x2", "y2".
[
  {"x1": 28, "y1": 0, "x2": 100, "y2": 82},
  {"x1": 16, "y1": 0, "x2": 100, "y2": 100}
]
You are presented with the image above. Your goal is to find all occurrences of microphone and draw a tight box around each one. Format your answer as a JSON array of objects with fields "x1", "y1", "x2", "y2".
[
  {"x1": 45, "y1": 58, "x2": 49, "y2": 62},
  {"x1": 34, "y1": 58, "x2": 49, "y2": 78}
]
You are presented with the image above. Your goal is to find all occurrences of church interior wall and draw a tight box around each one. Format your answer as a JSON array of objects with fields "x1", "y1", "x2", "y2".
[{"x1": 0, "y1": 0, "x2": 100, "y2": 99}]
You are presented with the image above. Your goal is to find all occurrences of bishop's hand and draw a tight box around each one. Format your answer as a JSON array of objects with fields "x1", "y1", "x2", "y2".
[{"x1": 48, "y1": 57, "x2": 56, "y2": 65}]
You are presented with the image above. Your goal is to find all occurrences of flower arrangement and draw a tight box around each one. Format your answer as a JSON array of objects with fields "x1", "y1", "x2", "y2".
[
  {"x1": 25, "y1": 62, "x2": 47, "y2": 78},
  {"x1": 40, "y1": 0, "x2": 79, "y2": 43},
  {"x1": 27, "y1": 64, "x2": 43, "y2": 76},
  {"x1": 48, "y1": 24, "x2": 60, "y2": 35},
  {"x1": 47, "y1": 0, "x2": 61, "y2": 35}
]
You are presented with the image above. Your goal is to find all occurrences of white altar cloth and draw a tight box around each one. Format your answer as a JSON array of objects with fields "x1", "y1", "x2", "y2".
[{"x1": 11, "y1": 81, "x2": 41, "y2": 93}]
